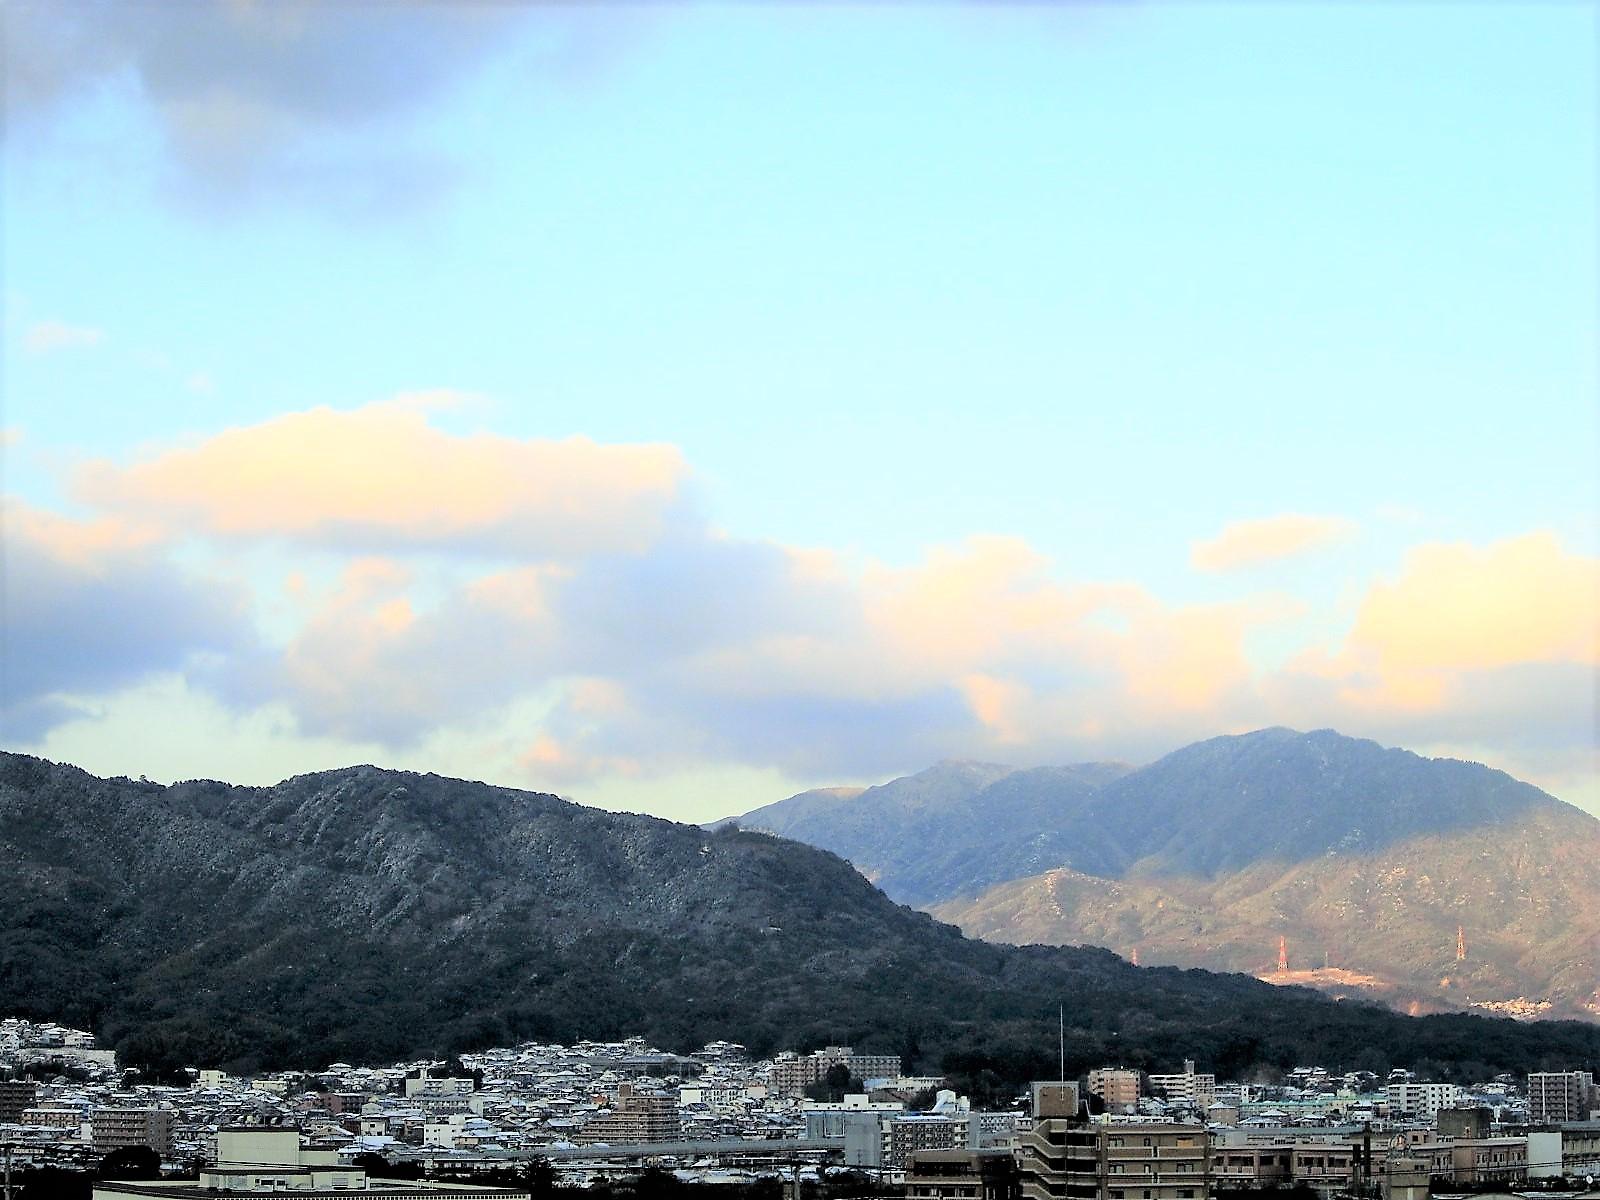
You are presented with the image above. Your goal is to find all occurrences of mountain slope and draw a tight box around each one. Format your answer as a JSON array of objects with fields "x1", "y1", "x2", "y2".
[
  {"x1": 728, "y1": 728, "x2": 1600, "y2": 1019},
  {"x1": 723, "y1": 759, "x2": 1131, "y2": 904},
  {"x1": 5, "y1": 751, "x2": 1598, "y2": 1081},
  {"x1": 935, "y1": 794, "x2": 1600, "y2": 1019}
]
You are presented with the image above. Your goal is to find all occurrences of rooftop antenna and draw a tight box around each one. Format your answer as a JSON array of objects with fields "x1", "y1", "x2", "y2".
[{"x1": 1058, "y1": 1004, "x2": 1065, "y2": 1083}]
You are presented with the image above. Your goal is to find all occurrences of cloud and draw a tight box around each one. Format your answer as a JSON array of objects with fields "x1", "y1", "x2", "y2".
[
  {"x1": 8, "y1": 405, "x2": 1596, "y2": 809},
  {"x1": 1, "y1": 498, "x2": 251, "y2": 738},
  {"x1": 1348, "y1": 533, "x2": 1596, "y2": 674},
  {"x1": 22, "y1": 320, "x2": 103, "y2": 354},
  {"x1": 1191, "y1": 513, "x2": 1357, "y2": 572},
  {"x1": 76, "y1": 400, "x2": 691, "y2": 559},
  {"x1": 3, "y1": 2, "x2": 645, "y2": 211}
]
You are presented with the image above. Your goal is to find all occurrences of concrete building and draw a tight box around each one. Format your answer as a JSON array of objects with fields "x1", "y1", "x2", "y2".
[
  {"x1": 0, "y1": 1079, "x2": 38, "y2": 1122},
  {"x1": 579, "y1": 1083, "x2": 680, "y2": 1143},
  {"x1": 771, "y1": 1047, "x2": 902, "y2": 1097},
  {"x1": 1385, "y1": 1083, "x2": 1461, "y2": 1122},
  {"x1": 888, "y1": 1114, "x2": 971, "y2": 1169},
  {"x1": 91, "y1": 1108, "x2": 174, "y2": 1156},
  {"x1": 1087, "y1": 1071, "x2": 1141, "y2": 1114},
  {"x1": 906, "y1": 1150, "x2": 1020, "y2": 1200},
  {"x1": 1019, "y1": 1081, "x2": 1209, "y2": 1200},
  {"x1": 804, "y1": 1094, "x2": 904, "y2": 1140},
  {"x1": 1528, "y1": 1072, "x2": 1598, "y2": 1124},
  {"x1": 1418, "y1": 1136, "x2": 1528, "y2": 1185},
  {"x1": 1211, "y1": 1128, "x2": 1375, "y2": 1192},
  {"x1": 404, "y1": 1077, "x2": 475, "y2": 1100},
  {"x1": 92, "y1": 1128, "x2": 524, "y2": 1200},
  {"x1": 1146, "y1": 1063, "x2": 1216, "y2": 1113}
]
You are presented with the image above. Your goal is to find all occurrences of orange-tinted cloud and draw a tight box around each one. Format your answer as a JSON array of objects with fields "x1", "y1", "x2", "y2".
[
  {"x1": 1192, "y1": 513, "x2": 1357, "y2": 572},
  {"x1": 76, "y1": 400, "x2": 690, "y2": 558},
  {"x1": 1349, "y1": 533, "x2": 1596, "y2": 674}
]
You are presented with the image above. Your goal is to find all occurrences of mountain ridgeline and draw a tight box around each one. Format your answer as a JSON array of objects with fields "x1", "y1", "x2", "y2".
[
  {"x1": 4, "y1": 748, "x2": 1599, "y2": 1086},
  {"x1": 729, "y1": 729, "x2": 1600, "y2": 1021}
]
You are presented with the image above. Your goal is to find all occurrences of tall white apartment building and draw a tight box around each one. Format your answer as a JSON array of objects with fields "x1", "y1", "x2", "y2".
[
  {"x1": 1386, "y1": 1082, "x2": 1461, "y2": 1121},
  {"x1": 1148, "y1": 1060, "x2": 1217, "y2": 1110}
]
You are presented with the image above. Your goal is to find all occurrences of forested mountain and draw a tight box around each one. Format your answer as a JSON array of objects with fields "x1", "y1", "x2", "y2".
[
  {"x1": 4, "y1": 750, "x2": 1598, "y2": 1084},
  {"x1": 718, "y1": 759, "x2": 1131, "y2": 905},
  {"x1": 730, "y1": 729, "x2": 1600, "y2": 1019}
]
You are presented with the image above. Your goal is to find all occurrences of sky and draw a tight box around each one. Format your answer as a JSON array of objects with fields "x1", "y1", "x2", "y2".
[{"x1": 2, "y1": 1, "x2": 1596, "y2": 823}]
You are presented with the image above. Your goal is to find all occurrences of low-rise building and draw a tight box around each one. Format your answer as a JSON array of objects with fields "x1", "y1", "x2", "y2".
[{"x1": 906, "y1": 1149, "x2": 1020, "y2": 1200}]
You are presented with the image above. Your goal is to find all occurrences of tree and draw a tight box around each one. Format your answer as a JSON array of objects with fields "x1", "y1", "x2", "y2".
[
  {"x1": 520, "y1": 1157, "x2": 558, "y2": 1199},
  {"x1": 97, "y1": 1147, "x2": 161, "y2": 1181}
]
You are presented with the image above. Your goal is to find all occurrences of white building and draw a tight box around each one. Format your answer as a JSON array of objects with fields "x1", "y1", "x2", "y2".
[{"x1": 1386, "y1": 1082, "x2": 1461, "y2": 1121}]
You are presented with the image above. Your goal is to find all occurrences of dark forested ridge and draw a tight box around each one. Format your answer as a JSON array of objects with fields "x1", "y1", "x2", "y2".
[{"x1": 2, "y1": 751, "x2": 1597, "y2": 1084}]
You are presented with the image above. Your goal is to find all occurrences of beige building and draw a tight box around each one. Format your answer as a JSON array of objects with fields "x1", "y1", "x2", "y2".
[
  {"x1": 1087, "y1": 1071, "x2": 1141, "y2": 1114},
  {"x1": 579, "y1": 1083, "x2": 680, "y2": 1144},
  {"x1": 1019, "y1": 1082, "x2": 1209, "y2": 1200},
  {"x1": 1528, "y1": 1072, "x2": 1598, "y2": 1124},
  {"x1": 91, "y1": 1108, "x2": 174, "y2": 1155}
]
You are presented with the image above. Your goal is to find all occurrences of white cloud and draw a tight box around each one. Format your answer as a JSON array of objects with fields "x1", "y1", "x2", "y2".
[
  {"x1": 22, "y1": 319, "x2": 103, "y2": 354},
  {"x1": 1192, "y1": 513, "x2": 1357, "y2": 572}
]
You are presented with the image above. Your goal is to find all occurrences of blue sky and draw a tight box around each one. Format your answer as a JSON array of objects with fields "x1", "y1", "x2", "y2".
[{"x1": 3, "y1": 2, "x2": 1595, "y2": 821}]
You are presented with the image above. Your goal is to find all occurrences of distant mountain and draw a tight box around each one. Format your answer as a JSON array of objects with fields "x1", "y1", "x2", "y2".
[
  {"x1": 729, "y1": 729, "x2": 1600, "y2": 1020},
  {"x1": 720, "y1": 759, "x2": 1132, "y2": 905},
  {"x1": 5, "y1": 751, "x2": 1598, "y2": 1084}
]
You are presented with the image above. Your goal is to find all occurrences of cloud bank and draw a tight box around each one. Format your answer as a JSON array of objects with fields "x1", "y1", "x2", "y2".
[{"x1": 5, "y1": 402, "x2": 1595, "y2": 810}]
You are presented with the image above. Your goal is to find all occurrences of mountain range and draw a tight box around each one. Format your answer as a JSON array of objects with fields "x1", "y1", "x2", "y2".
[
  {"x1": 726, "y1": 728, "x2": 1600, "y2": 1021},
  {"x1": 4, "y1": 748, "x2": 1599, "y2": 1087}
]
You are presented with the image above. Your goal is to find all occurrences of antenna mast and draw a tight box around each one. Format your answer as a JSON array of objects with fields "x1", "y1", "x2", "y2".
[{"x1": 1058, "y1": 1004, "x2": 1065, "y2": 1082}]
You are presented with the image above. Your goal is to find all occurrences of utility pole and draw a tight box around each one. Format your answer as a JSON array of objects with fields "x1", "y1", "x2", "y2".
[
  {"x1": 1058, "y1": 1006, "x2": 1065, "y2": 1083},
  {"x1": 3, "y1": 1140, "x2": 12, "y2": 1200}
]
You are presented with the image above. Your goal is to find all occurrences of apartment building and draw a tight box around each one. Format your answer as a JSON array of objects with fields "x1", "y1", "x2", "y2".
[
  {"x1": 1528, "y1": 1072, "x2": 1598, "y2": 1124},
  {"x1": 889, "y1": 1114, "x2": 972, "y2": 1167},
  {"x1": 1385, "y1": 1083, "x2": 1461, "y2": 1121},
  {"x1": 91, "y1": 1107, "x2": 173, "y2": 1155},
  {"x1": 1087, "y1": 1070, "x2": 1141, "y2": 1114},
  {"x1": 771, "y1": 1046, "x2": 902, "y2": 1097},
  {"x1": 906, "y1": 1149, "x2": 1020, "y2": 1200},
  {"x1": 404, "y1": 1076, "x2": 475, "y2": 1099},
  {"x1": 1019, "y1": 1082, "x2": 1210, "y2": 1200},
  {"x1": 578, "y1": 1083, "x2": 680, "y2": 1144},
  {"x1": 1147, "y1": 1062, "x2": 1216, "y2": 1112},
  {"x1": 0, "y1": 1079, "x2": 38, "y2": 1122}
]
